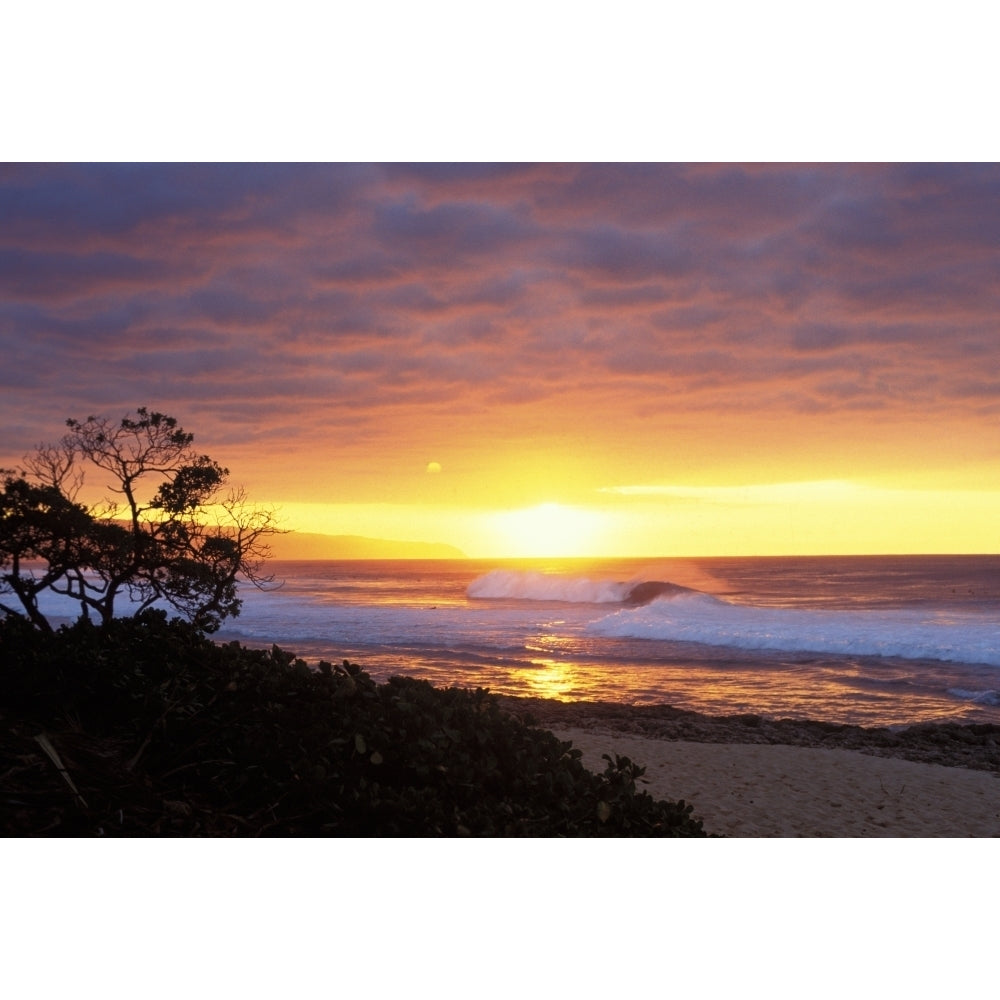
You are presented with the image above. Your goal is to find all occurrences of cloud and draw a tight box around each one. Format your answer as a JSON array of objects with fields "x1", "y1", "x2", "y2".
[
  {"x1": 2, "y1": 164, "x2": 999, "y2": 509},
  {"x1": 555, "y1": 224, "x2": 695, "y2": 282},
  {"x1": 372, "y1": 197, "x2": 537, "y2": 262},
  {"x1": 600, "y1": 480, "x2": 861, "y2": 502}
]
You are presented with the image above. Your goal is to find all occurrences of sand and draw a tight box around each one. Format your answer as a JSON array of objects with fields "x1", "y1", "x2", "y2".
[
  {"x1": 549, "y1": 725, "x2": 1000, "y2": 837},
  {"x1": 499, "y1": 696, "x2": 1000, "y2": 837}
]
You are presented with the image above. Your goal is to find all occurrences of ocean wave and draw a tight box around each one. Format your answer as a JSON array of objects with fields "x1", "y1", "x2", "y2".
[
  {"x1": 467, "y1": 570, "x2": 627, "y2": 603},
  {"x1": 466, "y1": 569, "x2": 700, "y2": 605},
  {"x1": 586, "y1": 599, "x2": 1000, "y2": 667}
]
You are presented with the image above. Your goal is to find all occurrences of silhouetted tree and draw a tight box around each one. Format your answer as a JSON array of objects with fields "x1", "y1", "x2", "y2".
[{"x1": 0, "y1": 408, "x2": 281, "y2": 632}]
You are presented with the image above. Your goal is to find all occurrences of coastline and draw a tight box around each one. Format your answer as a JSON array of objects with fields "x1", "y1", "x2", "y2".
[{"x1": 500, "y1": 697, "x2": 1000, "y2": 837}]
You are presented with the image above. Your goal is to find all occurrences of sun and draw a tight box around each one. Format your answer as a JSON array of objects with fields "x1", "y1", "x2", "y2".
[{"x1": 489, "y1": 502, "x2": 608, "y2": 558}]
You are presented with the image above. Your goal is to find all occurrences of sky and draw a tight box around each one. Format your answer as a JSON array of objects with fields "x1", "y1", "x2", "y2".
[{"x1": 2, "y1": 162, "x2": 999, "y2": 557}]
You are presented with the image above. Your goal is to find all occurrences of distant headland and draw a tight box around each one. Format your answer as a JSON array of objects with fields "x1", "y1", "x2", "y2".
[{"x1": 270, "y1": 532, "x2": 467, "y2": 560}]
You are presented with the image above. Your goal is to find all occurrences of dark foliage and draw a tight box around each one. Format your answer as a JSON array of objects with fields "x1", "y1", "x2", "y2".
[
  {"x1": 1, "y1": 613, "x2": 708, "y2": 837},
  {"x1": 0, "y1": 408, "x2": 281, "y2": 633}
]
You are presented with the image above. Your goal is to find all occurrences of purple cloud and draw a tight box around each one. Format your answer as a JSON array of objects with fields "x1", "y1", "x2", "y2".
[{"x1": 1, "y1": 163, "x2": 999, "y2": 508}]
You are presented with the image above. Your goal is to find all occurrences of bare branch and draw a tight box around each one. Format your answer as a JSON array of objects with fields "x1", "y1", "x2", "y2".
[{"x1": 22, "y1": 445, "x2": 85, "y2": 500}]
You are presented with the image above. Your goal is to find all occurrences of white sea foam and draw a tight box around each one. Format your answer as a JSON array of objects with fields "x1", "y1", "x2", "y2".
[
  {"x1": 587, "y1": 594, "x2": 1000, "y2": 667},
  {"x1": 12, "y1": 556, "x2": 1000, "y2": 725},
  {"x1": 466, "y1": 569, "x2": 631, "y2": 603}
]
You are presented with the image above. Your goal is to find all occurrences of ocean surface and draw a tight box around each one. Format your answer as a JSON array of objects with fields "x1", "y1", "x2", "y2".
[{"x1": 209, "y1": 555, "x2": 1000, "y2": 728}]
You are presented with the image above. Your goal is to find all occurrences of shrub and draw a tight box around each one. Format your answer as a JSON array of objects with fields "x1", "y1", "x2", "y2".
[{"x1": 0, "y1": 614, "x2": 708, "y2": 837}]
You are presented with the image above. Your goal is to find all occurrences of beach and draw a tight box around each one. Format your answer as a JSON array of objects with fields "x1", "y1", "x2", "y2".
[
  {"x1": 503, "y1": 698, "x2": 1000, "y2": 837},
  {"x1": 552, "y1": 729, "x2": 1000, "y2": 836},
  {"x1": 222, "y1": 557, "x2": 1000, "y2": 730},
  {"x1": 45, "y1": 556, "x2": 995, "y2": 837},
  {"x1": 212, "y1": 557, "x2": 1000, "y2": 837}
]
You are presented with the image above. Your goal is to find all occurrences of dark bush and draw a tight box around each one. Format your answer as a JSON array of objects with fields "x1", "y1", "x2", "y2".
[{"x1": 0, "y1": 613, "x2": 708, "y2": 837}]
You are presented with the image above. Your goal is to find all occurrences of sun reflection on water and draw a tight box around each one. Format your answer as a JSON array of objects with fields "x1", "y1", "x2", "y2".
[{"x1": 511, "y1": 659, "x2": 582, "y2": 700}]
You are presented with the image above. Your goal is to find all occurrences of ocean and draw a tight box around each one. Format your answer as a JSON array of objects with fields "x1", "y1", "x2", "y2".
[{"x1": 213, "y1": 555, "x2": 1000, "y2": 728}]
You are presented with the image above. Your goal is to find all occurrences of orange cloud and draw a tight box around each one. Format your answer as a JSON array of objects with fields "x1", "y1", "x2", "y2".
[{"x1": 2, "y1": 164, "x2": 999, "y2": 553}]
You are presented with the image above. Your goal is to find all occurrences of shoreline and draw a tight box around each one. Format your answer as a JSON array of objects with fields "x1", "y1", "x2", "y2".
[
  {"x1": 497, "y1": 697, "x2": 1000, "y2": 836},
  {"x1": 498, "y1": 695, "x2": 1000, "y2": 771}
]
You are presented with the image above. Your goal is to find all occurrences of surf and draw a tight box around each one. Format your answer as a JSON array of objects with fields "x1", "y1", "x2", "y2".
[
  {"x1": 466, "y1": 569, "x2": 701, "y2": 605},
  {"x1": 587, "y1": 597, "x2": 1000, "y2": 668}
]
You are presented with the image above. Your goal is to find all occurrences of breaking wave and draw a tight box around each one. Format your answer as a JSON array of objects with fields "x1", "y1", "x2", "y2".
[
  {"x1": 466, "y1": 570, "x2": 698, "y2": 605},
  {"x1": 586, "y1": 596, "x2": 1000, "y2": 668}
]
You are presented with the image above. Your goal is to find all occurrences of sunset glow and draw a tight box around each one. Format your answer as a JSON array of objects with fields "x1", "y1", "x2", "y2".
[
  {"x1": 2, "y1": 163, "x2": 999, "y2": 559},
  {"x1": 489, "y1": 503, "x2": 611, "y2": 559}
]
